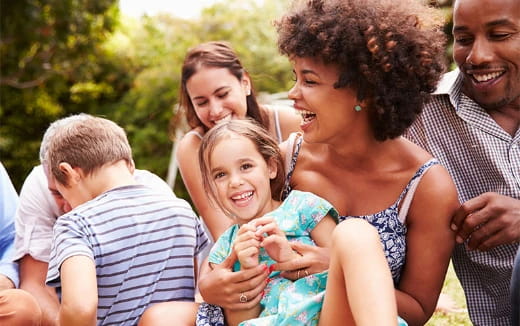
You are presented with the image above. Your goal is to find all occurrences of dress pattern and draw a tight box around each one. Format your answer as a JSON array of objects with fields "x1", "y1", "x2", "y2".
[
  {"x1": 282, "y1": 133, "x2": 439, "y2": 285},
  {"x1": 197, "y1": 190, "x2": 337, "y2": 326}
]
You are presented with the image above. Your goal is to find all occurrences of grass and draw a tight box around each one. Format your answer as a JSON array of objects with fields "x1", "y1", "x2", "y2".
[{"x1": 425, "y1": 261, "x2": 472, "y2": 326}]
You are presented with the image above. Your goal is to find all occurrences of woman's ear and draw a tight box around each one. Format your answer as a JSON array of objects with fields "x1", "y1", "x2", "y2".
[
  {"x1": 241, "y1": 74, "x2": 252, "y2": 96},
  {"x1": 267, "y1": 158, "x2": 278, "y2": 180}
]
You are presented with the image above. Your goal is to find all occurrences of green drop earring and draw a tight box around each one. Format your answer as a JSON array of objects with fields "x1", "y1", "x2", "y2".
[{"x1": 354, "y1": 105, "x2": 362, "y2": 112}]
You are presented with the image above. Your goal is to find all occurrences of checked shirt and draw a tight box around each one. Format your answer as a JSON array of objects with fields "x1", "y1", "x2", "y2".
[{"x1": 405, "y1": 69, "x2": 520, "y2": 326}]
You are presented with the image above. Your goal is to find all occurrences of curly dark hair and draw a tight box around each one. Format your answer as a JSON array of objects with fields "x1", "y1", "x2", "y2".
[{"x1": 276, "y1": 0, "x2": 447, "y2": 140}]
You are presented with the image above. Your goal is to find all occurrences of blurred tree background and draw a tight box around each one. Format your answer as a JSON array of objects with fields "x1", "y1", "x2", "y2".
[{"x1": 1, "y1": 0, "x2": 454, "y2": 201}]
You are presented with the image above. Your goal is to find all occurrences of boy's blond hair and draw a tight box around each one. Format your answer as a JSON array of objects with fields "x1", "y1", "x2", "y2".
[
  {"x1": 39, "y1": 113, "x2": 93, "y2": 165},
  {"x1": 47, "y1": 116, "x2": 133, "y2": 185}
]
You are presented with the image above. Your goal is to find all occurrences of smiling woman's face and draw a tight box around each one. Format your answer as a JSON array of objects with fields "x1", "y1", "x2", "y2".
[{"x1": 186, "y1": 67, "x2": 251, "y2": 130}]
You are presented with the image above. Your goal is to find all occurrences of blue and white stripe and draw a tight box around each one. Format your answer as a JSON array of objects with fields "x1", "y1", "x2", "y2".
[{"x1": 47, "y1": 184, "x2": 209, "y2": 325}]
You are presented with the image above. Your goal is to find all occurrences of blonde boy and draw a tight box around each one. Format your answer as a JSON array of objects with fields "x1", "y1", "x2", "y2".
[{"x1": 45, "y1": 116, "x2": 208, "y2": 325}]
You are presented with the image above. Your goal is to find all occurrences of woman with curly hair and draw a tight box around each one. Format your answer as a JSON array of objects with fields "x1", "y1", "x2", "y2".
[{"x1": 196, "y1": 0, "x2": 460, "y2": 325}]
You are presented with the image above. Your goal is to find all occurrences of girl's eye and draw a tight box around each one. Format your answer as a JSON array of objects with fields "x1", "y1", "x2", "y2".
[
  {"x1": 304, "y1": 79, "x2": 317, "y2": 85},
  {"x1": 214, "y1": 172, "x2": 225, "y2": 179},
  {"x1": 195, "y1": 100, "x2": 208, "y2": 107},
  {"x1": 240, "y1": 163, "x2": 253, "y2": 171}
]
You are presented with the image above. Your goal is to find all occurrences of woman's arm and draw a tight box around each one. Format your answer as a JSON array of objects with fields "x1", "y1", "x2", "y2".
[
  {"x1": 309, "y1": 214, "x2": 336, "y2": 248},
  {"x1": 59, "y1": 255, "x2": 98, "y2": 326},
  {"x1": 276, "y1": 214, "x2": 337, "y2": 281},
  {"x1": 176, "y1": 132, "x2": 233, "y2": 240},
  {"x1": 269, "y1": 105, "x2": 301, "y2": 141},
  {"x1": 220, "y1": 225, "x2": 265, "y2": 325},
  {"x1": 198, "y1": 251, "x2": 269, "y2": 311},
  {"x1": 395, "y1": 165, "x2": 458, "y2": 325},
  {"x1": 271, "y1": 214, "x2": 335, "y2": 280}
]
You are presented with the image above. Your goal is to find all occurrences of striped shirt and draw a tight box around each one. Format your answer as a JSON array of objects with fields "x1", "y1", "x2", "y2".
[
  {"x1": 47, "y1": 184, "x2": 209, "y2": 325},
  {"x1": 406, "y1": 69, "x2": 520, "y2": 326}
]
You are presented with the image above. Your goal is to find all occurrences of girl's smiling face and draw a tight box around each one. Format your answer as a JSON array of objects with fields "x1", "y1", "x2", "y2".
[{"x1": 209, "y1": 134, "x2": 278, "y2": 224}]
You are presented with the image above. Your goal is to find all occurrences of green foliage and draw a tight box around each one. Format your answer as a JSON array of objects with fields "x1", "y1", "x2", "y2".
[
  {"x1": 0, "y1": 0, "x2": 294, "y2": 193},
  {"x1": 102, "y1": 0, "x2": 293, "y2": 201},
  {"x1": 0, "y1": 0, "x2": 120, "y2": 189},
  {"x1": 196, "y1": 0, "x2": 293, "y2": 92}
]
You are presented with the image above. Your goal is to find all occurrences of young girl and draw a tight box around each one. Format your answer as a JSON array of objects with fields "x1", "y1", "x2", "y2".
[
  {"x1": 197, "y1": 118, "x2": 336, "y2": 326},
  {"x1": 197, "y1": 119, "x2": 401, "y2": 326}
]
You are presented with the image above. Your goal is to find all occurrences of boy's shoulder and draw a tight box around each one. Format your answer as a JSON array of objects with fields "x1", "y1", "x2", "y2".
[
  {"x1": 62, "y1": 184, "x2": 193, "y2": 222},
  {"x1": 103, "y1": 184, "x2": 191, "y2": 209}
]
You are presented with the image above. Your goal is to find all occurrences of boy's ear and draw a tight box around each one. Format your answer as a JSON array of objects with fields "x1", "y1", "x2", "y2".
[
  {"x1": 58, "y1": 162, "x2": 81, "y2": 185},
  {"x1": 267, "y1": 158, "x2": 278, "y2": 180},
  {"x1": 128, "y1": 159, "x2": 136, "y2": 174}
]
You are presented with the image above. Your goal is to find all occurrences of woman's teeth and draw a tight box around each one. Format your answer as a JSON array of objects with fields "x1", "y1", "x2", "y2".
[
  {"x1": 215, "y1": 115, "x2": 232, "y2": 124},
  {"x1": 300, "y1": 109, "x2": 316, "y2": 123}
]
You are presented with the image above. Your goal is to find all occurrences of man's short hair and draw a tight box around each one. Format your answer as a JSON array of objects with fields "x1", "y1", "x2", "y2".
[{"x1": 47, "y1": 116, "x2": 133, "y2": 185}]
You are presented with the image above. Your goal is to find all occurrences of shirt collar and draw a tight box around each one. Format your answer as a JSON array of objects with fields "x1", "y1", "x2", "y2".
[
  {"x1": 433, "y1": 69, "x2": 464, "y2": 110},
  {"x1": 436, "y1": 69, "x2": 517, "y2": 141}
]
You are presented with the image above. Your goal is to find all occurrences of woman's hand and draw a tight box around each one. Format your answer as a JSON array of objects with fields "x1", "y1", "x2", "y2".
[
  {"x1": 272, "y1": 241, "x2": 330, "y2": 280},
  {"x1": 198, "y1": 250, "x2": 269, "y2": 311}
]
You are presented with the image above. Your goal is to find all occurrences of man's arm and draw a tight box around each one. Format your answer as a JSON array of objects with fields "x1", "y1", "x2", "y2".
[
  {"x1": 19, "y1": 255, "x2": 59, "y2": 326},
  {"x1": 59, "y1": 255, "x2": 97, "y2": 326}
]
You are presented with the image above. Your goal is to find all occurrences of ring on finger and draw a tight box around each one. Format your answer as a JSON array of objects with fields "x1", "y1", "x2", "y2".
[
  {"x1": 239, "y1": 292, "x2": 248, "y2": 303},
  {"x1": 304, "y1": 269, "x2": 309, "y2": 277}
]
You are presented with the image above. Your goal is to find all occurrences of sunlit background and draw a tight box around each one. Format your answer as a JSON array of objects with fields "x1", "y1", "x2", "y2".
[{"x1": 120, "y1": 0, "x2": 225, "y2": 19}]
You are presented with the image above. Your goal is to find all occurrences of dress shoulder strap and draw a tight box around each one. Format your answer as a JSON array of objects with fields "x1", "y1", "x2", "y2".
[
  {"x1": 397, "y1": 158, "x2": 440, "y2": 223},
  {"x1": 185, "y1": 129, "x2": 204, "y2": 140},
  {"x1": 281, "y1": 132, "x2": 303, "y2": 200}
]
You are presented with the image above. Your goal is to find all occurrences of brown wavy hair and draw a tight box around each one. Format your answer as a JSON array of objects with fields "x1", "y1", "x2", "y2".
[
  {"x1": 178, "y1": 41, "x2": 268, "y2": 133},
  {"x1": 276, "y1": 0, "x2": 447, "y2": 141}
]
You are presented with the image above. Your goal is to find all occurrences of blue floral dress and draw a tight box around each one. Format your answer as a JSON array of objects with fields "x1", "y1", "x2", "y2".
[
  {"x1": 197, "y1": 190, "x2": 337, "y2": 326},
  {"x1": 282, "y1": 133, "x2": 439, "y2": 286}
]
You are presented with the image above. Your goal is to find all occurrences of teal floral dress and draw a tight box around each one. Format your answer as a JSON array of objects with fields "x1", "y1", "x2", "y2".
[{"x1": 207, "y1": 190, "x2": 338, "y2": 326}]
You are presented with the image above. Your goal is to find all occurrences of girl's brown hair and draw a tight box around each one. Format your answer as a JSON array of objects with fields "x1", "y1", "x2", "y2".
[{"x1": 198, "y1": 119, "x2": 285, "y2": 218}]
